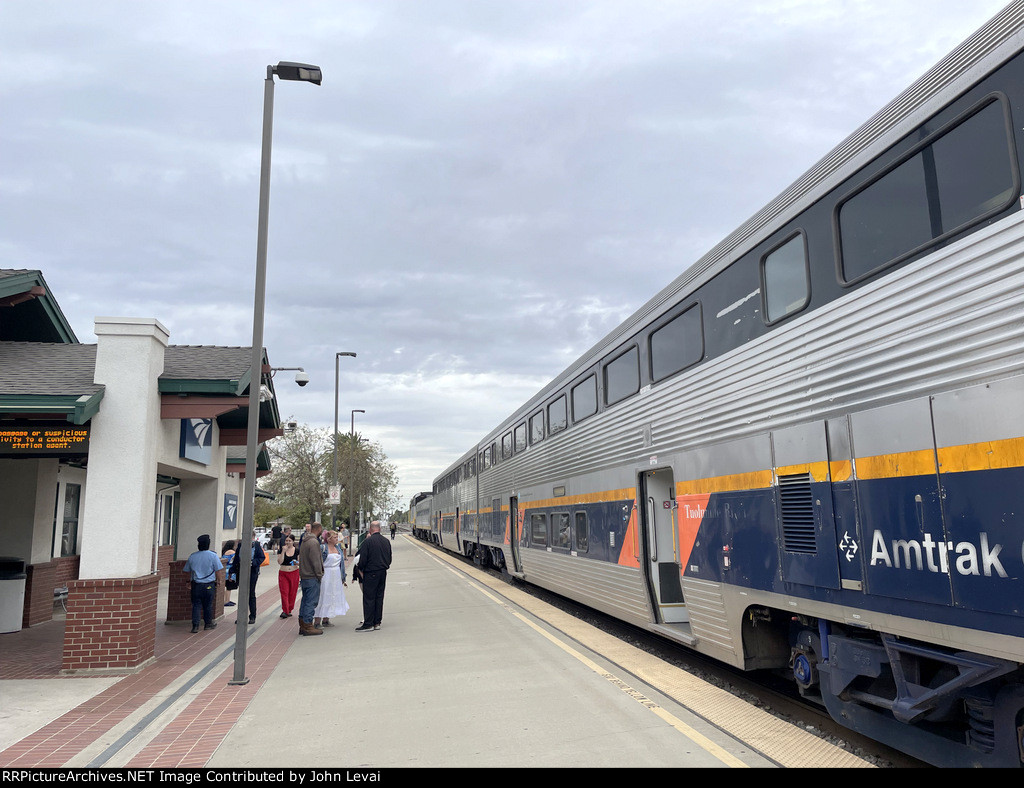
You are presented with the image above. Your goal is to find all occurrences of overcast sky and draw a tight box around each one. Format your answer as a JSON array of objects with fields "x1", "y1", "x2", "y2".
[{"x1": 0, "y1": 1, "x2": 1011, "y2": 507}]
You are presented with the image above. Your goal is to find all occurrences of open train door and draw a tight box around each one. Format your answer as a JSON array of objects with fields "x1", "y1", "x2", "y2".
[
  {"x1": 639, "y1": 468, "x2": 688, "y2": 623},
  {"x1": 509, "y1": 496, "x2": 522, "y2": 573}
]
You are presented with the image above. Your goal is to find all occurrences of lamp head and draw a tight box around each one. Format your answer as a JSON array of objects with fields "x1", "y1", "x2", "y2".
[{"x1": 273, "y1": 61, "x2": 322, "y2": 85}]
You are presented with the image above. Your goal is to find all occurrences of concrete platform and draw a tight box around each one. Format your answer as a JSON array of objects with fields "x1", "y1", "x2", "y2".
[{"x1": 0, "y1": 535, "x2": 873, "y2": 769}]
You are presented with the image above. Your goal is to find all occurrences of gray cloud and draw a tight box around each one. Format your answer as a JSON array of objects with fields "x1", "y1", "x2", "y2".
[{"x1": 0, "y1": 0, "x2": 1008, "y2": 505}]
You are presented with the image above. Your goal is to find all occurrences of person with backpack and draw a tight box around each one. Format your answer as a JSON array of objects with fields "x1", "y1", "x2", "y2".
[{"x1": 229, "y1": 529, "x2": 266, "y2": 625}]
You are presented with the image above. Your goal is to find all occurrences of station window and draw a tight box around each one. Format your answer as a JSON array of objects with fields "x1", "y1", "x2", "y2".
[
  {"x1": 572, "y1": 374, "x2": 598, "y2": 422},
  {"x1": 530, "y1": 513, "x2": 547, "y2": 546},
  {"x1": 762, "y1": 233, "x2": 810, "y2": 323},
  {"x1": 502, "y1": 432, "x2": 513, "y2": 460},
  {"x1": 838, "y1": 96, "x2": 1017, "y2": 283},
  {"x1": 553, "y1": 513, "x2": 570, "y2": 548},
  {"x1": 529, "y1": 410, "x2": 544, "y2": 445},
  {"x1": 649, "y1": 304, "x2": 703, "y2": 382},
  {"x1": 548, "y1": 395, "x2": 568, "y2": 435},
  {"x1": 60, "y1": 483, "x2": 81, "y2": 557},
  {"x1": 604, "y1": 346, "x2": 640, "y2": 406},
  {"x1": 514, "y1": 422, "x2": 527, "y2": 453},
  {"x1": 574, "y1": 512, "x2": 589, "y2": 552}
]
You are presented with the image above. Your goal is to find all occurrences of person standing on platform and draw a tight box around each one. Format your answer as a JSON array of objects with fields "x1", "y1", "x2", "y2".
[
  {"x1": 354, "y1": 521, "x2": 392, "y2": 632},
  {"x1": 390, "y1": 522, "x2": 397, "y2": 540},
  {"x1": 277, "y1": 533, "x2": 300, "y2": 619},
  {"x1": 220, "y1": 540, "x2": 237, "y2": 607},
  {"x1": 183, "y1": 534, "x2": 223, "y2": 634},
  {"x1": 313, "y1": 529, "x2": 349, "y2": 628},
  {"x1": 270, "y1": 522, "x2": 283, "y2": 553},
  {"x1": 298, "y1": 521, "x2": 324, "y2": 636},
  {"x1": 231, "y1": 529, "x2": 265, "y2": 625}
]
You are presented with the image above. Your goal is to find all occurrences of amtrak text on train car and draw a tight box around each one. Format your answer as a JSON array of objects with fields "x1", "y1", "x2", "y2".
[{"x1": 869, "y1": 530, "x2": 1010, "y2": 577}]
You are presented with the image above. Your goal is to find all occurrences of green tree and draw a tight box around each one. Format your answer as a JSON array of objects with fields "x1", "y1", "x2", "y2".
[{"x1": 263, "y1": 422, "x2": 331, "y2": 525}]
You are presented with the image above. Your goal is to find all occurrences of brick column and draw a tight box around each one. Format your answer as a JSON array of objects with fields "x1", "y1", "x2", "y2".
[
  {"x1": 62, "y1": 574, "x2": 159, "y2": 673},
  {"x1": 22, "y1": 560, "x2": 58, "y2": 628},
  {"x1": 166, "y1": 559, "x2": 225, "y2": 624}
]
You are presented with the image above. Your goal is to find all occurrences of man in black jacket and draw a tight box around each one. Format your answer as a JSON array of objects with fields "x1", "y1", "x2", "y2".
[{"x1": 354, "y1": 521, "x2": 392, "y2": 632}]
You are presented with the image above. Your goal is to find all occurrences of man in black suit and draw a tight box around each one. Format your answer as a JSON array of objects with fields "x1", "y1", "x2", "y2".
[{"x1": 354, "y1": 521, "x2": 392, "y2": 632}]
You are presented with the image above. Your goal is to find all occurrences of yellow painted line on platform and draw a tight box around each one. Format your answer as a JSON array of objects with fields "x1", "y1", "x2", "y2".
[
  {"x1": 411, "y1": 537, "x2": 873, "y2": 769},
  {"x1": 429, "y1": 555, "x2": 749, "y2": 768}
]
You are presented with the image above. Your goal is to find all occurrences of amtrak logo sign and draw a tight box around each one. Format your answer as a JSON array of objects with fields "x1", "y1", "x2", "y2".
[
  {"x1": 179, "y1": 418, "x2": 213, "y2": 465},
  {"x1": 223, "y1": 493, "x2": 238, "y2": 530}
]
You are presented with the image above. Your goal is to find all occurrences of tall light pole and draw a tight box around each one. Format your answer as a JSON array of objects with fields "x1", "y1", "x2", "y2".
[
  {"x1": 349, "y1": 408, "x2": 365, "y2": 555},
  {"x1": 331, "y1": 352, "x2": 357, "y2": 532},
  {"x1": 231, "y1": 61, "x2": 322, "y2": 687}
]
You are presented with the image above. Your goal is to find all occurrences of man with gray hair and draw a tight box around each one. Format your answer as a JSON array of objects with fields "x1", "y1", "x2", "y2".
[{"x1": 354, "y1": 521, "x2": 392, "y2": 632}]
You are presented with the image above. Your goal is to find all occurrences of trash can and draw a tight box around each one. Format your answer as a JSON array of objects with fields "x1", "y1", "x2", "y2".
[{"x1": 0, "y1": 557, "x2": 27, "y2": 634}]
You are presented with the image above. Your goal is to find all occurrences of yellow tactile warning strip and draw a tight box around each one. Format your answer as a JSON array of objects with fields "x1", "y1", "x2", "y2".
[{"x1": 415, "y1": 540, "x2": 873, "y2": 769}]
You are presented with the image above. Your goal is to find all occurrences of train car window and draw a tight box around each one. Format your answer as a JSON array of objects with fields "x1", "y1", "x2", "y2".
[
  {"x1": 762, "y1": 232, "x2": 810, "y2": 324},
  {"x1": 553, "y1": 513, "x2": 570, "y2": 548},
  {"x1": 481, "y1": 447, "x2": 490, "y2": 470},
  {"x1": 514, "y1": 422, "x2": 527, "y2": 453},
  {"x1": 530, "y1": 513, "x2": 547, "y2": 546},
  {"x1": 574, "y1": 511, "x2": 588, "y2": 552},
  {"x1": 649, "y1": 304, "x2": 703, "y2": 382},
  {"x1": 572, "y1": 374, "x2": 598, "y2": 422},
  {"x1": 838, "y1": 95, "x2": 1017, "y2": 284},
  {"x1": 501, "y1": 432, "x2": 513, "y2": 460},
  {"x1": 548, "y1": 395, "x2": 568, "y2": 435},
  {"x1": 604, "y1": 346, "x2": 640, "y2": 406},
  {"x1": 529, "y1": 410, "x2": 544, "y2": 445}
]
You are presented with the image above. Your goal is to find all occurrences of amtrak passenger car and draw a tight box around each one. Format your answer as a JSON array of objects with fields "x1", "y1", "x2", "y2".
[
  {"x1": 409, "y1": 491, "x2": 433, "y2": 542},
  {"x1": 430, "y1": 5, "x2": 1024, "y2": 768}
]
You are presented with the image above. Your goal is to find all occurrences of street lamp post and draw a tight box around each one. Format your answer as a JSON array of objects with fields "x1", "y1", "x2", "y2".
[
  {"x1": 231, "y1": 61, "x2": 322, "y2": 687},
  {"x1": 349, "y1": 408, "x2": 365, "y2": 555},
  {"x1": 331, "y1": 352, "x2": 357, "y2": 533}
]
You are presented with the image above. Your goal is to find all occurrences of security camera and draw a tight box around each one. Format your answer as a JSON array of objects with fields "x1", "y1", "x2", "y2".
[{"x1": 295, "y1": 371, "x2": 310, "y2": 387}]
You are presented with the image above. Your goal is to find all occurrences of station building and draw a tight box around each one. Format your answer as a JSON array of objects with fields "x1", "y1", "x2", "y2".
[{"x1": 0, "y1": 269, "x2": 284, "y2": 672}]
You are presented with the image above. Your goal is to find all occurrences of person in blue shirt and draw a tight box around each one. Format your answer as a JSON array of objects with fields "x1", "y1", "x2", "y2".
[{"x1": 183, "y1": 534, "x2": 224, "y2": 633}]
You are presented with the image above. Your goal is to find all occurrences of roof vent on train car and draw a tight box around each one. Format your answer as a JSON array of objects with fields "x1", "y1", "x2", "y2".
[{"x1": 778, "y1": 472, "x2": 816, "y2": 554}]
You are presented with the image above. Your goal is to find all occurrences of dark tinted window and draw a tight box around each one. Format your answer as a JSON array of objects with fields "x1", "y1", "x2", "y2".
[
  {"x1": 572, "y1": 375, "x2": 598, "y2": 422},
  {"x1": 574, "y1": 511, "x2": 588, "y2": 552},
  {"x1": 604, "y1": 346, "x2": 640, "y2": 405},
  {"x1": 548, "y1": 396, "x2": 567, "y2": 435},
  {"x1": 650, "y1": 305, "x2": 703, "y2": 382},
  {"x1": 763, "y1": 234, "x2": 810, "y2": 323},
  {"x1": 501, "y1": 432, "x2": 513, "y2": 459},
  {"x1": 514, "y1": 423, "x2": 527, "y2": 453},
  {"x1": 553, "y1": 513, "x2": 570, "y2": 548},
  {"x1": 530, "y1": 513, "x2": 547, "y2": 545},
  {"x1": 839, "y1": 98, "x2": 1016, "y2": 282},
  {"x1": 529, "y1": 411, "x2": 544, "y2": 444}
]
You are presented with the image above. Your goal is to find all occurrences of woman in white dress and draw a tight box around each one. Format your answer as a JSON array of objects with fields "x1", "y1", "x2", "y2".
[{"x1": 313, "y1": 529, "x2": 349, "y2": 627}]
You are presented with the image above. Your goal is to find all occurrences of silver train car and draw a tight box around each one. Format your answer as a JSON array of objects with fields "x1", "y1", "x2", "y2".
[
  {"x1": 429, "y1": 4, "x2": 1024, "y2": 767},
  {"x1": 409, "y1": 491, "x2": 433, "y2": 542}
]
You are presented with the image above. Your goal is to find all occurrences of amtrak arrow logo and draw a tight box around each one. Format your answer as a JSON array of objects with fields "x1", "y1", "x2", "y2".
[{"x1": 840, "y1": 531, "x2": 859, "y2": 562}]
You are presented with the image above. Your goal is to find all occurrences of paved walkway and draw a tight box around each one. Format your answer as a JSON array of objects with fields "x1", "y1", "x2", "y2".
[{"x1": 0, "y1": 535, "x2": 872, "y2": 769}]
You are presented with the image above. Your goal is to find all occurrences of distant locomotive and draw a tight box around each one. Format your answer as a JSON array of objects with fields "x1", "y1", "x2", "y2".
[{"x1": 425, "y1": 4, "x2": 1024, "y2": 768}]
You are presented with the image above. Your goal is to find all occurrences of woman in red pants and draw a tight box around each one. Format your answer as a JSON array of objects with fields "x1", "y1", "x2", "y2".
[{"x1": 277, "y1": 534, "x2": 300, "y2": 618}]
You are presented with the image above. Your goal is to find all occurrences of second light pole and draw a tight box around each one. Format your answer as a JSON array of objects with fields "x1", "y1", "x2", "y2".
[
  {"x1": 349, "y1": 408, "x2": 365, "y2": 555},
  {"x1": 331, "y1": 352, "x2": 357, "y2": 533}
]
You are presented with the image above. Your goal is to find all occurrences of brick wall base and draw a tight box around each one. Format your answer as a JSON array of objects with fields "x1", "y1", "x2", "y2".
[
  {"x1": 55, "y1": 555, "x2": 80, "y2": 589},
  {"x1": 62, "y1": 574, "x2": 160, "y2": 673},
  {"x1": 23, "y1": 560, "x2": 58, "y2": 628},
  {"x1": 166, "y1": 559, "x2": 225, "y2": 624}
]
